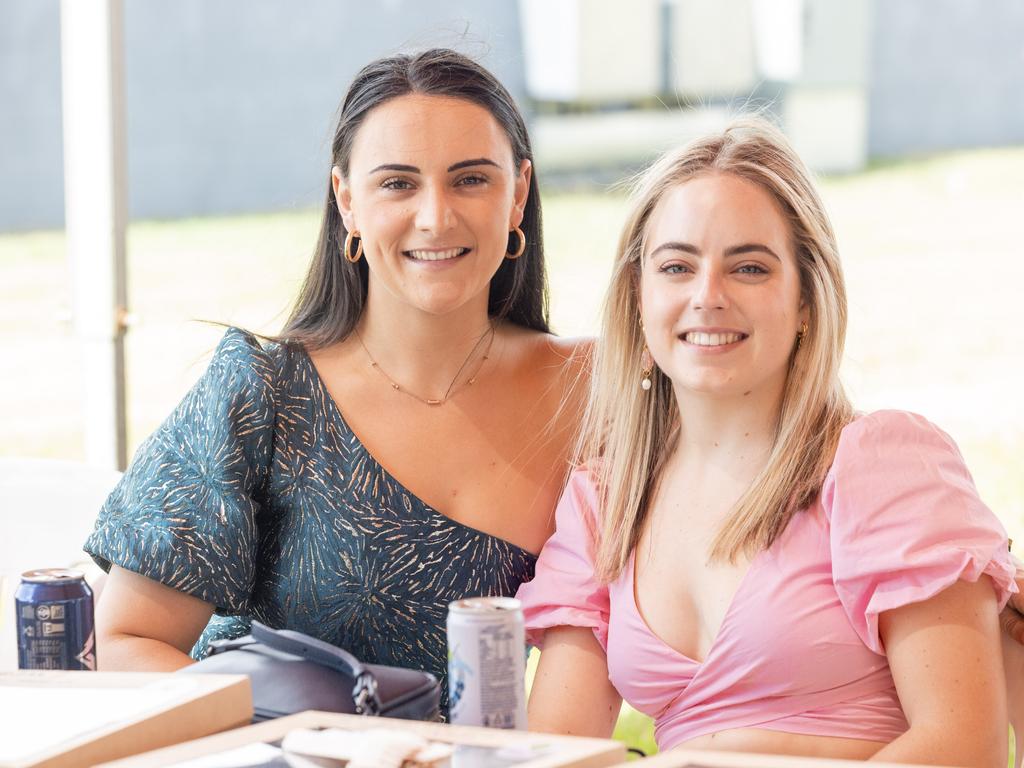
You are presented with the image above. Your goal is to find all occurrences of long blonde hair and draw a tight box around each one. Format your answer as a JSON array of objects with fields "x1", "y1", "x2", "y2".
[{"x1": 580, "y1": 117, "x2": 854, "y2": 582}]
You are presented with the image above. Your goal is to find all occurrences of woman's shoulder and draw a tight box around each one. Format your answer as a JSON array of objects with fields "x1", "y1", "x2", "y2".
[
  {"x1": 539, "y1": 333, "x2": 595, "y2": 362},
  {"x1": 212, "y1": 326, "x2": 272, "y2": 372},
  {"x1": 210, "y1": 326, "x2": 304, "y2": 388},
  {"x1": 835, "y1": 409, "x2": 959, "y2": 456},
  {"x1": 494, "y1": 325, "x2": 592, "y2": 402},
  {"x1": 501, "y1": 324, "x2": 594, "y2": 363},
  {"x1": 824, "y1": 410, "x2": 1014, "y2": 650},
  {"x1": 503, "y1": 327, "x2": 594, "y2": 384},
  {"x1": 824, "y1": 409, "x2": 982, "y2": 526}
]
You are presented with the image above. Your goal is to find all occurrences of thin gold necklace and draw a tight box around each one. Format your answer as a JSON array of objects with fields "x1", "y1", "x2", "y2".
[{"x1": 355, "y1": 323, "x2": 496, "y2": 406}]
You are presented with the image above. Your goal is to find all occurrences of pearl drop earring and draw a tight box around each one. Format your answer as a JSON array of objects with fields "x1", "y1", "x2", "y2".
[{"x1": 640, "y1": 346, "x2": 654, "y2": 391}]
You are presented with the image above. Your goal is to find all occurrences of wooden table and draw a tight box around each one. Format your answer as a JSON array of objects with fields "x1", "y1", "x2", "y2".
[{"x1": 98, "y1": 710, "x2": 628, "y2": 767}]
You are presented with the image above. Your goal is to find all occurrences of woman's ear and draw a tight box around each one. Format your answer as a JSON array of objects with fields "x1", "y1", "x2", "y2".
[
  {"x1": 510, "y1": 159, "x2": 532, "y2": 228},
  {"x1": 332, "y1": 166, "x2": 357, "y2": 232}
]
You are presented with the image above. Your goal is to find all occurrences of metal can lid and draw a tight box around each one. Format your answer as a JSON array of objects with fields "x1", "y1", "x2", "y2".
[
  {"x1": 20, "y1": 568, "x2": 86, "y2": 583},
  {"x1": 448, "y1": 596, "x2": 522, "y2": 614}
]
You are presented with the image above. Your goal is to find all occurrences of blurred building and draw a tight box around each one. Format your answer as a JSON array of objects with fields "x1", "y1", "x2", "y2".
[{"x1": 1, "y1": 0, "x2": 1023, "y2": 231}]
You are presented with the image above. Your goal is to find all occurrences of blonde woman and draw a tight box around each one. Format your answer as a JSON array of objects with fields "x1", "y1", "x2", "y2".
[{"x1": 518, "y1": 118, "x2": 1019, "y2": 765}]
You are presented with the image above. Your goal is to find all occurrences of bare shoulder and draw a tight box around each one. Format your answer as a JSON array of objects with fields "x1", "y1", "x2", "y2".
[
  {"x1": 499, "y1": 325, "x2": 594, "y2": 382},
  {"x1": 542, "y1": 335, "x2": 595, "y2": 368}
]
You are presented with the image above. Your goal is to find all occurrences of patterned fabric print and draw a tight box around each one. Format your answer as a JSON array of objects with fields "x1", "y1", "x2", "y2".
[{"x1": 85, "y1": 328, "x2": 537, "y2": 714}]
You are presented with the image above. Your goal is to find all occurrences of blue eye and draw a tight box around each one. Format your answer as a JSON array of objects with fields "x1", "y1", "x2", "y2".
[
  {"x1": 737, "y1": 264, "x2": 769, "y2": 275},
  {"x1": 660, "y1": 263, "x2": 690, "y2": 274}
]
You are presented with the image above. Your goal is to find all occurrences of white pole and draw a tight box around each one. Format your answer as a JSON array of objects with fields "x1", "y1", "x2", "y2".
[{"x1": 60, "y1": 0, "x2": 129, "y2": 470}]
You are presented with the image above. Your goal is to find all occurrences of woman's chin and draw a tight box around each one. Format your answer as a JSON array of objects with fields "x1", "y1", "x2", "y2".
[
  {"x1": 667, "y1": 371, "x2": 742, "y2": 398},
  {"x1": 402, "y1": 289, "x2": 487, "y2": 319}
]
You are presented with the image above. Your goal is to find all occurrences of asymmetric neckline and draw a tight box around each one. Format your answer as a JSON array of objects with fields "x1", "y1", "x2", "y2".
[{"x1": 298, "y1": 343, "x2": 538, "y2": 559}]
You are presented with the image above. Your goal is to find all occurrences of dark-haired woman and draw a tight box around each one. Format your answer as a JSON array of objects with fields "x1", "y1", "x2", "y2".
[{"x1": 84, "y1": 49, "x2": 587, "y2": 713}]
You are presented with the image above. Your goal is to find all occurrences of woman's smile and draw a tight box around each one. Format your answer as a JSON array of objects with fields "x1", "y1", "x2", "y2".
[
  {"x1": 404, "y1": 247, "x2": 471, "y2": 262},
  {"x1": 680, "y1": 328, "x2": 750, "y2": 352}
]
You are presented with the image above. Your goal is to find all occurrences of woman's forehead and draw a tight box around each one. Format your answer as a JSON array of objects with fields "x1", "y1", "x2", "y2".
[
  {"x1": 349, "y1": 93, "x2": 514, "y2": 171},
  {"x1": 645, "y1": 173, "x2": 792, "y2": 250}
]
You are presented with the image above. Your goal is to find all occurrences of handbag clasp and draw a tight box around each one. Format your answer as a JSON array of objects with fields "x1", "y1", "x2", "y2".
[{"x1": 353, "y1": 671, "x2": 383, "y2": 716}]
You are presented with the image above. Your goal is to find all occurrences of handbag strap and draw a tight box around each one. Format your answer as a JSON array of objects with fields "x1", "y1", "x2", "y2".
[{"x1": 250, "y1": 621, "x2": 384, "y2": 715}]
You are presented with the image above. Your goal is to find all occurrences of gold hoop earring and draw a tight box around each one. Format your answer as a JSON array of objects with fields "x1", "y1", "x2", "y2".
[
  {"x1": 506, "y1": 226, "x2": 526, "y2": 259},
  {"x1": 344, "y1": 231, "x2": 363, "y2": 263},
  {"x1": 796, "y1": 321, "x2": 808, "y2": 349},
  {"x1": 640, "y1": 346, "x2": 654, "y2": 391}
]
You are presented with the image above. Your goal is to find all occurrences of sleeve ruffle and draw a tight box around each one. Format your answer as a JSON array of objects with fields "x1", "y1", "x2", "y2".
[
  {"x1": 515, "y1": 467, "x2": 610, "y2": 651},
  {"x1": 84, "y1": 328, "x2": 277, "y2": 614},
  {"x1": 824, "y1": 410, "x2": 1016, "y2": 654}
]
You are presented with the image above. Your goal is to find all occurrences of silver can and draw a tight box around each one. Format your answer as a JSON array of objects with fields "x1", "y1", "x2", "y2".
[{"x1": 446, "y1": 596, "x2": 527, "y2": 729}]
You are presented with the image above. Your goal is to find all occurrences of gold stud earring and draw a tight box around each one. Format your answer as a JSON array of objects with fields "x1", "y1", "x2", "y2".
[{"x1": 796, "y1": 321, "x2": 808, "y2": 349}]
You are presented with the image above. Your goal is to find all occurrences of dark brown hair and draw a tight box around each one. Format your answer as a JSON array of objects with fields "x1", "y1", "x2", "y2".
[{"x1": 281, "y1": 48, "x2": 549, "y2": 348}]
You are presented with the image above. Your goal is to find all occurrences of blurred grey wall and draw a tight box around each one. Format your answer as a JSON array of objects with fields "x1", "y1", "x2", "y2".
[
  {"x1": 1, "y1": 0, "x2": 64, "y2": 231},
  {"x1": 0, "y1": 0, "x2": 525, "y2": 231},
  {"x1": 868, "y1": 0, "x2": 1024, "y2": 158},
  {"x1": 3, "y1": 0, "x2": 1024, "y2": 232}
]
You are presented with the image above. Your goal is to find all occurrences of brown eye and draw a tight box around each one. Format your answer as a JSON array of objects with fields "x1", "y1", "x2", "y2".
[{"x1": 381, "y1": 177, "x2": 414, "y2": 191}]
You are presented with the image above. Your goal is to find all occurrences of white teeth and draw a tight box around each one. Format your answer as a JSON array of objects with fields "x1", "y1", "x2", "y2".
[
  {"x1": 684, "y1": 331, "x2": 744, "y2": 346},
  {"x1": 407, "y1": 248, "x2": 465, "y2": 261}
]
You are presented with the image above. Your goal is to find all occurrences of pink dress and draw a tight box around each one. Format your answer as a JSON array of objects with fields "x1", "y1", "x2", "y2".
[{"x1": 516, "y1": 410, "x2": 1016, "y2": 749}]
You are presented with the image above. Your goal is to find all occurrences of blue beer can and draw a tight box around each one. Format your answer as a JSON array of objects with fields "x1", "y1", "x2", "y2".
[{"x1": 15, "y1": 568, "x2": 97, "y2": 670}]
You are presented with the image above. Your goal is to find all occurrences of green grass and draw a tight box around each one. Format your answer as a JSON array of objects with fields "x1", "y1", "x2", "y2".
[
  {"x1": 613, "y1": 706, "x2": 658, "y2": 758},
  {"x1": 2, "y1": 146, "x2": 1022, "y2": 760}
]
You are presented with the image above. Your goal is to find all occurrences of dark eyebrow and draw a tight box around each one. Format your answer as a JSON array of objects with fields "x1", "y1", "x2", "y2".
[
  {"x1": 447, "y1": 157, "x2": 500, "y2": 172},
  {"x1": 367, "y1": 158, "x2": 501, "y2": 175},
  {"x1": 368, "y1": 163, "x2": 419, "y2": 174},
  {"x1": 649, "y1": 241, "x2": 780, "y2": 261}
]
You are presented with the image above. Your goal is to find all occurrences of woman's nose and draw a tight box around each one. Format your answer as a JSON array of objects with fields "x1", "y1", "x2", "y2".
[
  {"x1": 692, "y1": 269, "x2": 729, "y2": 310},
  {"x1": 415, "y1": 184, "x2": 456, "y2": 233}
]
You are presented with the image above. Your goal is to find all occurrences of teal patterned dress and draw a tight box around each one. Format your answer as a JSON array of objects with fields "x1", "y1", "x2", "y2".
[{"x1": 84, "y1": 328, "x2": 537, "y2": 713}]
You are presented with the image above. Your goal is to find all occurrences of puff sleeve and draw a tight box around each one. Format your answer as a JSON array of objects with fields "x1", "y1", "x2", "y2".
[
  {"x1": 515, "y1": 467, "x2": 610, "y2": 651},
  {"x1": 824, "y1": 410, "x2": 1016, "y2": 654},
  {"x1": 84, "y1": 328, "x2": 277, "y2": 615}
]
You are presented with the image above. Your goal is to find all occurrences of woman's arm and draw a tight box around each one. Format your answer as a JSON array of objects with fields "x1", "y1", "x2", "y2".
[
  {"x1": 95, "y1": 565, "x2": 214, "y2": 671},
  {"x1": 999, "y1": 555, "x2": 1024, "y2": 643},
  {"x1": 871, "y1": 577, "x2": 1006, "y2": 767},
  {"x1": 527, "y1": 626, "x2": 622, "y2": 738}
]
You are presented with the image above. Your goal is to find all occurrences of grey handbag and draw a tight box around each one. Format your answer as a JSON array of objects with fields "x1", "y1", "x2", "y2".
[{"x1": 180, "y1": 620, "x2": 441, "y2": 722}]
